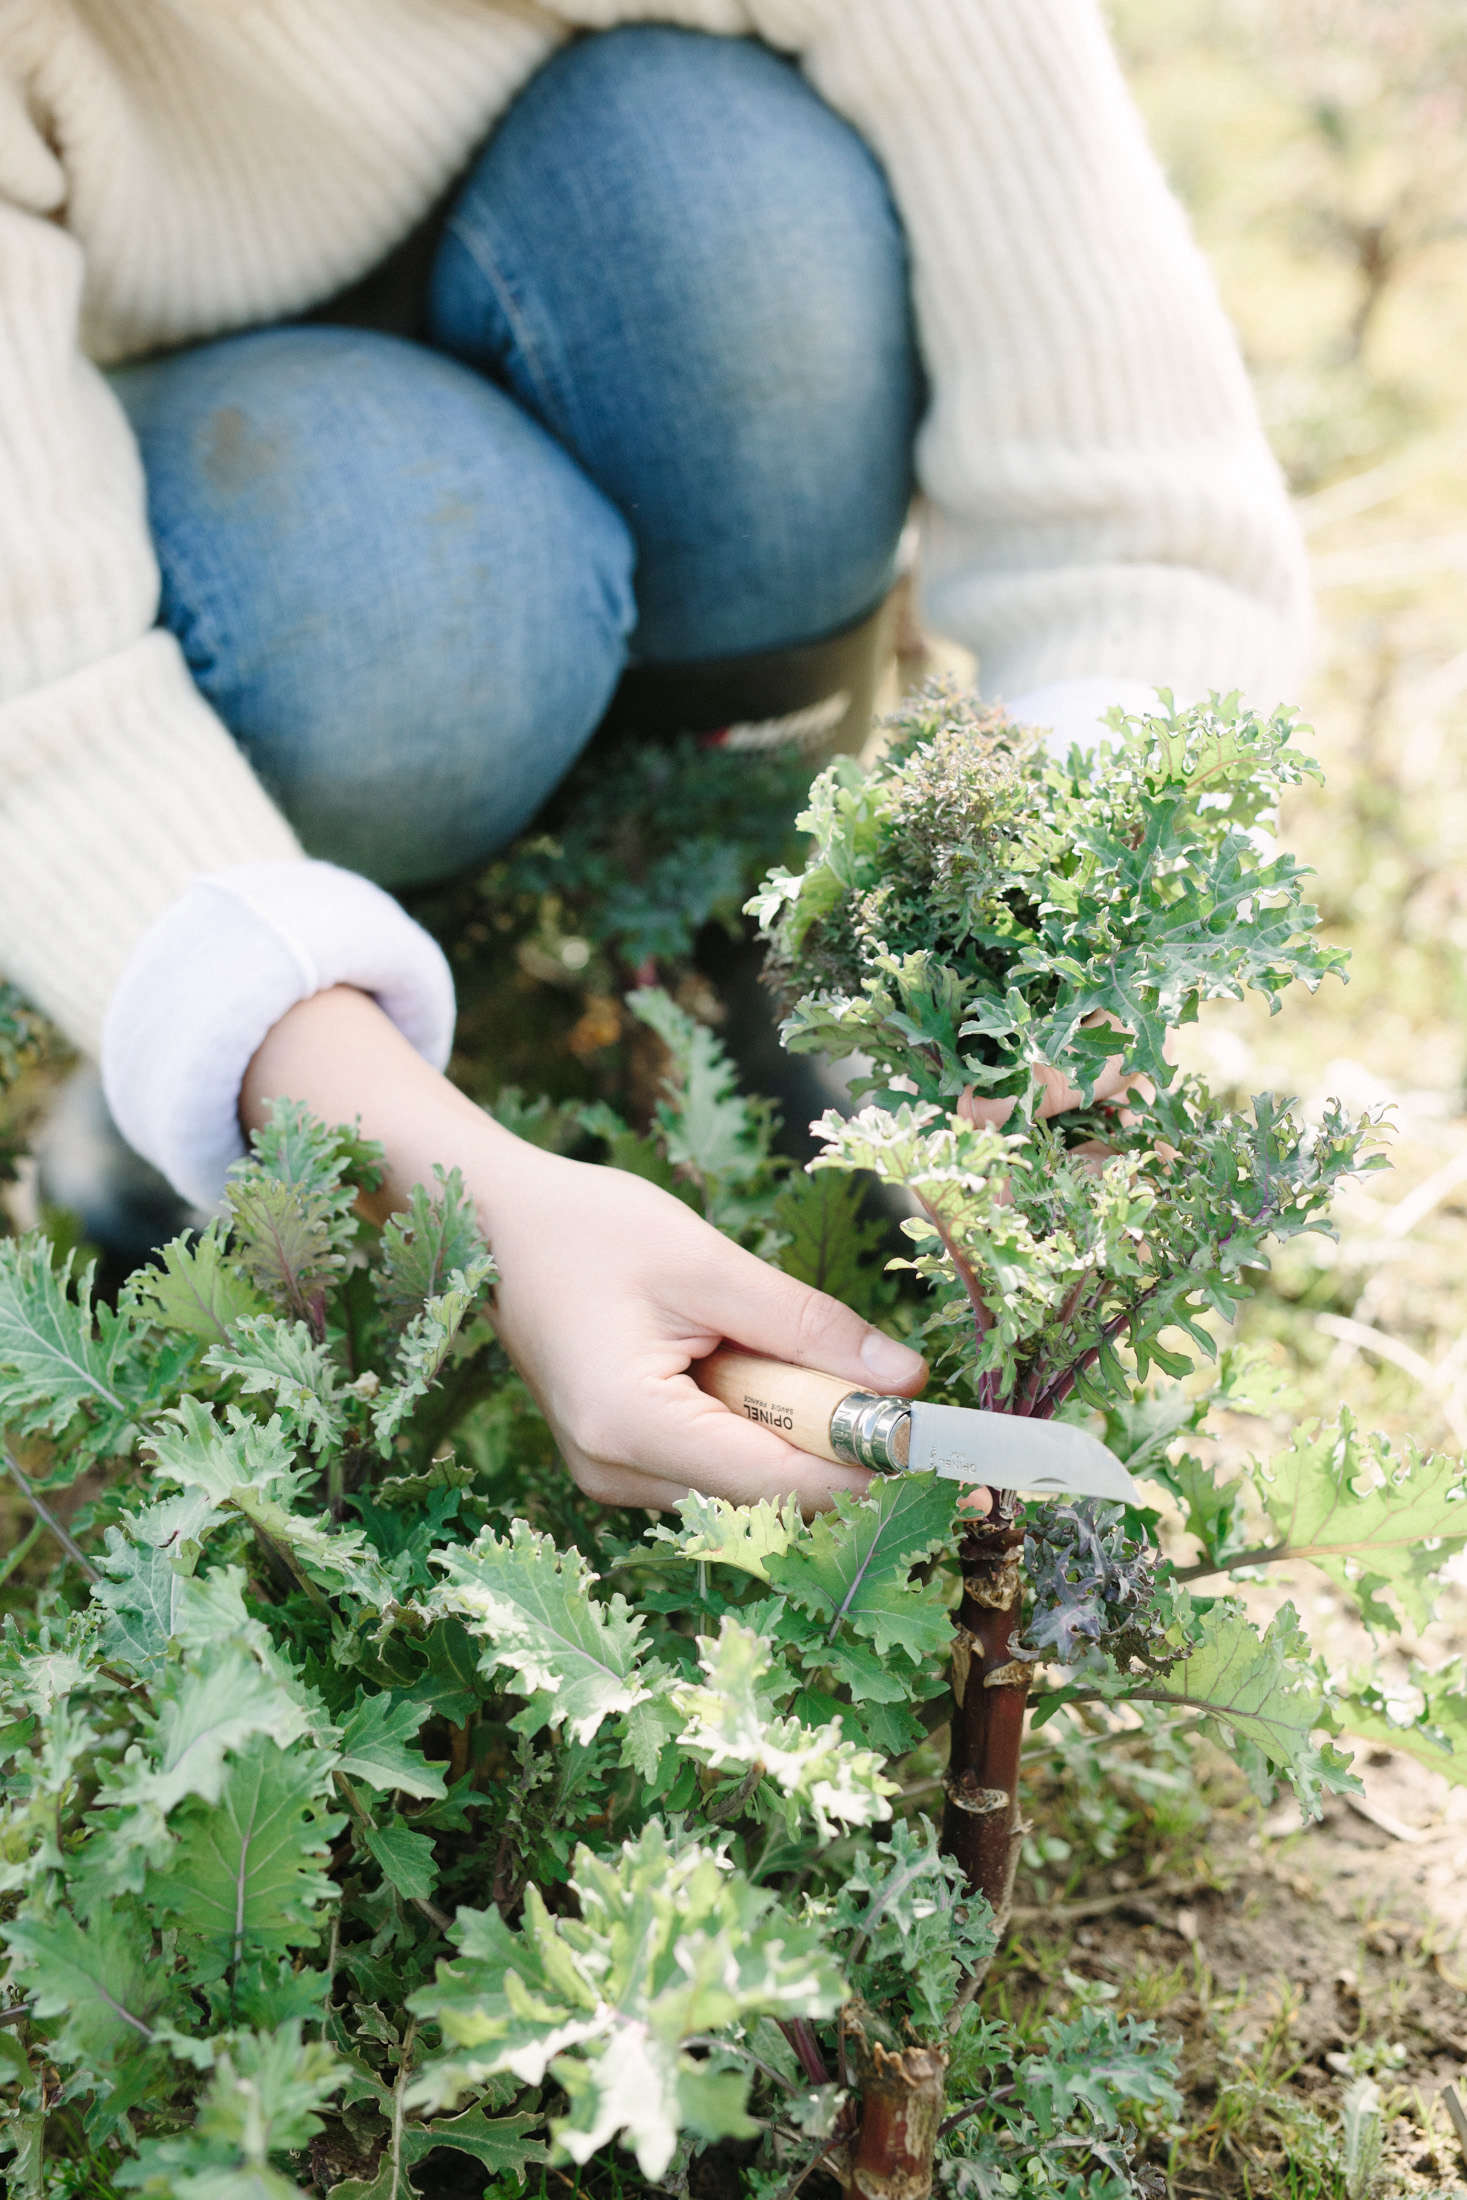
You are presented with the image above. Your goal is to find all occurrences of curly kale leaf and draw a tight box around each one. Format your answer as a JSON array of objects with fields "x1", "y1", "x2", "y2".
[
  {"x1": 222, "y1": 1101, "x2": 383, "y2": 1329},
  {"x1": 0, "y1": 1238, "x2": 151, "y2": 1472},
  {"x1": 756, "y1": 683, "x2": 1340, "y2": 1112},
  {"x1": 408, "y1": 1823, "x2": 843, "y2": 2179},
  {"x1": 375, "y1": 1165, "x2": 491, "y2": 1332},
  {"x1": 1018, "y1": 1501, "x2": 1186, "y2": 1675},
  {"x1": 821, "y1": 1817, "x2": 997, "y2": 2034}
]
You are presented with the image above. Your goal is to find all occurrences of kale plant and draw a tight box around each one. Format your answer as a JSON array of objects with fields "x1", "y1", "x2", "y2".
[
  {"x1": 753, "y1": 685, "x2": 1463, "y2": 1944},
  {"x1": 0, "y1": 690, "x2": 1463, "y2": 2200},
  {"x1": 754, "y1": 685, "x2": 1360, "y2": 1413},
  {"x1": 0, "y1": 1029, "x2": 1189, "y2": 2199}
]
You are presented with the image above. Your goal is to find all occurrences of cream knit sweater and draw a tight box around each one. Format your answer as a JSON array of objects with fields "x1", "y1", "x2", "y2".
[{"x1": 3, "y1": 0, "x2": 1309, "y2": 1198}]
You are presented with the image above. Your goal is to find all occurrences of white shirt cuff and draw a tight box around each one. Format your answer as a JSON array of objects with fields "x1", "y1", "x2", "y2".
[
  {"x1": 1004, "y1": 676, "x2": 1281, "y2": 858},
  {"x1": 1003, "y1": 676, "x2": 1170, "y2": 758},
  {"x1": 101, "y1": 860, "x2": 456, "y2": 1210}
]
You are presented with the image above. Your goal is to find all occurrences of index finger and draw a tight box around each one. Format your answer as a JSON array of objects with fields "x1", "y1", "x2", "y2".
[
  {"x1": 963, "y1": 1049, "x2": 1130, "y2": 1128},
  {"x1": 1033, "y1": 1051, "x2": 1131, "y2": 1121}
]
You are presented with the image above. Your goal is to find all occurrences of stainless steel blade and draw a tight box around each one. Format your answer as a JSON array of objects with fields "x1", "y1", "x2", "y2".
[{"x1": 905, "y1": 1399, "x2": 1139, "y2": 1502}]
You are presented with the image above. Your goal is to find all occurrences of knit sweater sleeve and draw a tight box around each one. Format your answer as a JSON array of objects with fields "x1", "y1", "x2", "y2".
[
  {"x1": 0, "y1": 86, "x2": 457, "y2": 1202},
  {"x1": 0, "y1": 159, "x2": 322, "y2": 1054},
  {"x1": 0, "y1": 85, "x2": 459, "y2": 1205},
  {"x1": 559, "y1": 0, "x2": 1312, "y2": 707}
]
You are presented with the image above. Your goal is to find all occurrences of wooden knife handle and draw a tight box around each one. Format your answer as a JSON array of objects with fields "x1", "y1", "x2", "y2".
[{"x1": 692, "y1": 1347, "x2": 859, "y2": 1464}]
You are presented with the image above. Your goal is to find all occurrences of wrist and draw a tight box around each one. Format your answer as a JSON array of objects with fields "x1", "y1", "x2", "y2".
[{"x1": 241, "y1": 985, "x2": 536, "y2": 1225}]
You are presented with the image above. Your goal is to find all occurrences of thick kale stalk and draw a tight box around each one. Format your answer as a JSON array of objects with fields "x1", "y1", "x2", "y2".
[
  {"x1": 836, "y1": 2020, "x2": 948, "y2": 2200},
  {"x1": 940, "y1": 1506, "x2": 1031, "y2": 1925}
]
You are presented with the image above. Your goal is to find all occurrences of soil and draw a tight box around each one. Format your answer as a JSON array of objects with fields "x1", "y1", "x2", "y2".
[{"x1": 1004, "y1": 1742, "x2": 1467, "y2": 2196}]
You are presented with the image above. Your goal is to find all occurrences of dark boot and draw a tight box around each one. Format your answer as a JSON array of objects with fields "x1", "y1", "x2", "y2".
[{"x1": 598, "y1": 593, "x2": 893, "y2": 766}]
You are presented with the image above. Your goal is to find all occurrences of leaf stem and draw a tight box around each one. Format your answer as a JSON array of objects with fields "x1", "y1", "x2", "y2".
[
  {"x1": 1034, "y1": 1293, "x2": 1153, "y2": 1420},
  {"x1": 914, "y1": 1192, "x2": 993, "y2": 1344},
  {"x1": 1, "y1": 1445, "x2": 100, "y2": 1583},
  {"x1": 1035, "y1": 1194, "x2": 1285, "y2": 1419},
  {"x1": 1173, "y1": 1542, "x2": 1287, "y2": 1582},
  {"x1": 332, "y1": 1770, "x2": 453, "y2": 1934},
  {"x1": 246, "y1": 1518, "x2": 332, "y2": 1615},
  {"x1": 767, "y1": 2131, "x2": 845, "y2": 2200},
  {"x1": 938, "y1": 2082, "x2": 1015, "y2": 2138},
  {"x1": 682, "y1": 2036, "x2": 799, "y2": 2097},
  {"x1": 0, "y1": 1516, "x2": 44, "y2": 1587},
  {"x1": 1012, "y1": 1359, "x2": 1047, "y2": 1417},
  {"x1": 320, "y1": 1913, "x2": 340, "y2": 2042},
  {"x1": 1058, "y1": 1683, "x2": 1304, "y2": 1749},
  {"x1": 944, "y1": 1962, "x2": 989, "y2": 2038},
  {"x1": 778, "y1": 2017, "x2": 831, "y2": 2089},
  {"x1": 387, "y1": 2016, "x2": 417, "y2": 2194}
]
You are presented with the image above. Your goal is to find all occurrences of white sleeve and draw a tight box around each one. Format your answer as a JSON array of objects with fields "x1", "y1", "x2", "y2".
[
  {"x1": 1004, "y1": 676, "x2": 1167, "y2": 758},
  {"x1": 102, "y1": 862, "x2": 456, "y2": 1210}
]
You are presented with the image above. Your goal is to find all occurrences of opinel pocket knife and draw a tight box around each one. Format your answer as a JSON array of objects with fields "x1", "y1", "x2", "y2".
[{"x1": 693, "y1": 1346, "x2": 1139, "y2": 1503}]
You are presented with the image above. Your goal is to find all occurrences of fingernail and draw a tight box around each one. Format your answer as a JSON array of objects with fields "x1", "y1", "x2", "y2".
[{"x1": 861, "y1": 1330, "x2": 925, "y2": 1389}]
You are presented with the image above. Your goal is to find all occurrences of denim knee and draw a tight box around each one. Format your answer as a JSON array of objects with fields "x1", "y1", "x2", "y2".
[
  {"x1": 428, "y1": 25, "x2": 922, "y2": 665},
  {"x1": 114, "y1": 326, "x2": 636, "y2": 884}
]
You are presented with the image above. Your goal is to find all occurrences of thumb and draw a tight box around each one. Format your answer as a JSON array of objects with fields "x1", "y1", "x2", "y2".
[{"x1": 702, "y1": 1243, "x2": 926, "y2": 1396}]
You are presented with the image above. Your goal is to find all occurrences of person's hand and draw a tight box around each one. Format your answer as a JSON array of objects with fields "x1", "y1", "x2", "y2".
[
  {"x1": 242, "y1": 987, "x2": 991, "y2": 1517},
  {"x1": 957, "y1": 1015, "x2": 1142, "y2": 1130},
  {"x1": 481, "y1": 1140, "x2": 930, "y2": 1513},
  {"x1": 955, "y1": 1018, "x2": 1175, "y2": 1189}
]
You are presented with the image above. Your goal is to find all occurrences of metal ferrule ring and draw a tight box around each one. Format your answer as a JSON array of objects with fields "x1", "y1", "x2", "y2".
[{"x1": 829, "y1": 1391, "x2": 913, "y2": 1473}]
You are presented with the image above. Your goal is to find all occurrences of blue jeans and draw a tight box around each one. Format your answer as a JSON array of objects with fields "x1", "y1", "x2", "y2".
[{"x1": 114, "y1": 27, "x2": 921, "y2": 887}]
